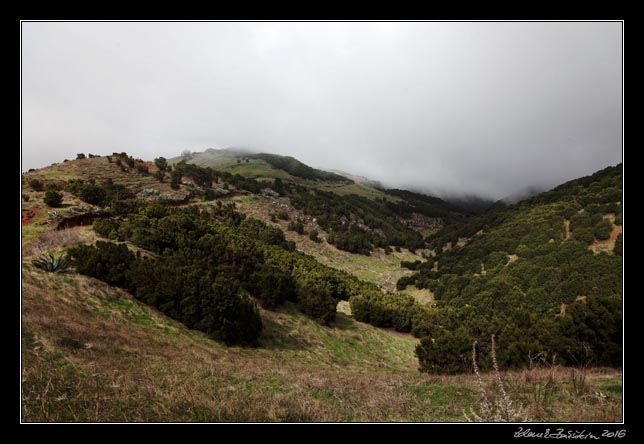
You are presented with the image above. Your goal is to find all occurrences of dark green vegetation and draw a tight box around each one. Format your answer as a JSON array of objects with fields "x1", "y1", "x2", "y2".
[
  {"x1": 44, "y1": 190, "x2": 63, "y2": 207},
  {"x1": 248, "y1": 153, "x2": 349, "y2": 182},
  {"x1": 71, "y1": 199, "x2": 430, "y2": 345},
  {"x1": 290, "y1": 189, "x2": 454, "y2": 254},
  {"x1": 176, "y1": 150, "x2": 460, "y2": 255},
  {"x1": 65, "y1": 178, "x2": 134, "y2": 207},
  {"x1": 21, "y1": 152, "x2": 623, "y2": 422},
  {"x1": 400, "y1": 165, "x2": 623, "y2": 373}
]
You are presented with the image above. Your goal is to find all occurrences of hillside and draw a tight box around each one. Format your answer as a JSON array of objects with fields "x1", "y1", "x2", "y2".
[
  {"x1": 22, "y1": 259, "x2": 622, "y2": 422},
  {"x1": 20, "y1": 154, "x2": 623, "y2": 422},
  {"x1": 173, "y1": 148, "x2": 349, "y2": 183},
  {"x1": 399, "y1": 165, "x2": 623, "y2": 373}
]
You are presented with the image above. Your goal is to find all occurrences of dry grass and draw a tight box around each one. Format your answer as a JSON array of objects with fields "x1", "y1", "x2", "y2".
[
  {"x1": 21, "y1": 267, "x2": 622, "y2": 422},
  {"x1": 230, "y1": 195, "x2": 426, "y2": 292},
  {"x1": 23, "y1": 157, "x2": 188, "y2": 198}
]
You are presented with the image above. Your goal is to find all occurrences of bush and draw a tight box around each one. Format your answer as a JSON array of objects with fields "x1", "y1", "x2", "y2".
[
  {"x1": 246, "y1": 265, "x2": 296, "y2": 308},
  {"x1": 80, "y1": 184, "x2": 107, "y2": 206},
  {"x1": 276, "y1": 209, "x2": 289, "y2": 221},
  {"x1": 573, "y1": 227, "x2": 595, "y2": 245},
  {"x1": 296, "y1": 277, "x2": 337, "y2": 325},
  {"x1": 136, "y1": 164, "x2": 150, "y2": 175},
  {"x1": 76, "y1": 153, "x2": 86, "y2": 160},
  {"x1": 170, "y1": 171, "x2": 182, "y2": 190},
  {"x1": 288, "y1": 220, "x2": 305, "y2": 235},
  {"x1": 309, "y1": 229, "x2": 321, "y2": 242},
  {"x1": 68, "y1": 241, "x2": 134, "y2": 288},
  {"x1": 22, "y1": 193, "x2": 30, "y2": 202},
  {"x1": 44, "y1": 182, "x2": 61, "y2": 192},
  {"x1": 43, "y1": 190, "x2": 63, "y2": 207},
  {"x1": 614, "y1": 233, "x2": 622, "y2": 256},
  {"x1": 154, "y1": 157, "x2": 168, "y2": 172},
  {"x1": 93, "y1": 218, "x2": 121, "y2": 240},
  {"x1": 593, "y1": 219, "x2": 613, "y2": 240},
  {"x1": 28, "y1": 179, "x2": 43, "y2": 191}
]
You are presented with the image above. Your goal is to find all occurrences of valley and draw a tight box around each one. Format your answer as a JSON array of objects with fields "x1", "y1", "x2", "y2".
[{"x1": 20, "y1": 149, "x2": 623, "y2": 422}]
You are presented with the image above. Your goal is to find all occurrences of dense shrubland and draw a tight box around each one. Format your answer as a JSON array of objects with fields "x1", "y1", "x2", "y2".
[
  {"x1": 70, "y1": 199, "x2": 431, "y2": 345},
  {"x1": 401, "y1": 165, "x2": 622, "y2": 373}
]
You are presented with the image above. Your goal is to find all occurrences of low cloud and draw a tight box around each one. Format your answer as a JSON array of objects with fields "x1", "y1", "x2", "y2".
[{"x1": 21, "y1": 22, "x2": 622, "y2": 199}]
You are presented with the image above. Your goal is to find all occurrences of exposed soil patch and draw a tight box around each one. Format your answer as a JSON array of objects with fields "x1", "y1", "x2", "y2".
[
  {"x1": 22, "y1": 208, "x2": 41, "y2": 224},
  {"x1": 563, "y1": 218, "x2": 571, "y2": 240}
]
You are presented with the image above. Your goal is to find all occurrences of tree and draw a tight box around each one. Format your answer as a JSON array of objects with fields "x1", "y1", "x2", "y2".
[
  {"x1": 154, "y1": 157, "x2": 168, "y2": 172},
  {"x1": 44, "y1": 190, "x2": 63, "y2": 207},
  {"x1": 76, "y1": 153, "x2": 86, "y2": 160}
]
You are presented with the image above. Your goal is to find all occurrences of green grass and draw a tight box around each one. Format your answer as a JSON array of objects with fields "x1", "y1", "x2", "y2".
[
  {"x1": 316, "y1": 182, "x2": 399, "y2": 201},
  {"x1": 22, "y1": 267, "x2": 622, "y2": 422}
]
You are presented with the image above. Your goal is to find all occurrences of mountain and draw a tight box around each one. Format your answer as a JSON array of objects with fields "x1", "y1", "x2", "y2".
[
  {"x1": 20, "y1": 152, "x2": 622, "y2": 422},
  {"x1": 400, "y1": 164, "x2": 622, "y2": 373},
  {"x1": 172, "y1": 148, "x2": 349, "y2": 183}
]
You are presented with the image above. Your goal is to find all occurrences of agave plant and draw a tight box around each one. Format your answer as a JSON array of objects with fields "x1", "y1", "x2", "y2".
[{"x1": 32, "y1": 252, "x2": 71, "y2": 273}]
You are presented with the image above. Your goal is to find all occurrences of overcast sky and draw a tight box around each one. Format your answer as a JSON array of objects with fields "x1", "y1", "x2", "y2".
[{"x1": 21, "y1": 22, "x2": 622, "y2": 199}]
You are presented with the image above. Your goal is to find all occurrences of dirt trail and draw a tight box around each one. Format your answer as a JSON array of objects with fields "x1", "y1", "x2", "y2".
[{"x1": 563, "y1": 218, "x2": 571, "y2": 240}]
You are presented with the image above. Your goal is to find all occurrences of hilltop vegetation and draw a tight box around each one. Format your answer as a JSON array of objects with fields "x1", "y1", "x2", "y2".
[
  {"x1": 173, "y1": 148, "x2": 349, "y2": 183},
  {"x1": 399, "y1": 165, "x2": 623, "y2": 373}
]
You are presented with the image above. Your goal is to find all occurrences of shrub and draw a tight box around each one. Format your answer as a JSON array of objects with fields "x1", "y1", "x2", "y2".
[
  {"x1": 170, "y1": 171, "x2": 182, "y2": 190},
  {"x1": 28, "y1": 179, "x2": 44, "y2": 191},
  {"x1": 276, "y1": 209, "x2": 289, "y2": 221},
  {"x1": 44, "y1": 182, "x2": 61, "y2": 192},
  {"x1": 93, "y1": 218, "x2": 121, "y2": 240},
  {"x1": 154, "y1": 157, "x2": 168, "y2": 172},
  {"x1": 22, "y1": 193, "x2": 30, "y2": 202},
  {"x1": 593, "y1": 219, "x2": 613, "y2": 240},
  {"x1": 573, "y1": 227, "x2": 595, "y2": 245},
  {"x1": 44, "y1": 190, "x2": 63, "y2": 207},
  {"x1": 309, "y1": 229, "x2": 321, "y2": 242},
  {"x1": 136, "y1": 164, "x2": 150, "y2": 175},
  {"x1": 80, "y1": 184, "x2": 107, "y2": 206},
  {"x1": 288, "y1": 220, "x2": 305, "y2": 235},
  {"x1": 76, "y1": 153, "x2": 86, "y2": 160},
  {"x1": 296, "y1": 278, "x2": 337, "y2": 325},
  {"x1": 614, "y1": 233, "x2": 622, "y2": 256},
  {"x1": 246, "y1": 265, "x2": 296, "y2": 308},
  {"x1": 68, "y1": 241, "x2": 134, "y2": 288}
]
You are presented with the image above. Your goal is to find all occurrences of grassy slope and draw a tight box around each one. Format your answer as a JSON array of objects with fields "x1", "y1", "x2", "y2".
[
  {"x1": 21, "y1": 159, "x2": 623, "y2": 422},
  {"x1": 22, "y1": 264, "x2": 622, "y2": 422},
  {"x1": 231, "y1": 195, "x2": 432, "y2": 301},
  {"x1": 177, "y1": 150, "x2": 398, "y2": 201},
  {"x1": 24, "y1": 157, "x2": 187, "y2": 197}
]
